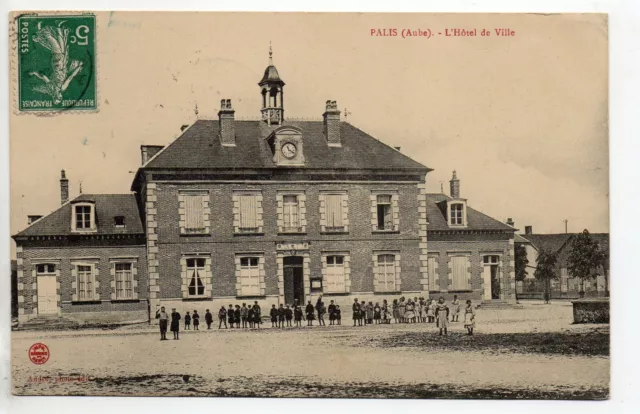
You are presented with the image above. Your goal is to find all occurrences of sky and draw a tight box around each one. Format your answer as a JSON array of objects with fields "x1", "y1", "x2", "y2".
[{"x1": 10, "y1": 12, "x2": 609, "y2": 252}]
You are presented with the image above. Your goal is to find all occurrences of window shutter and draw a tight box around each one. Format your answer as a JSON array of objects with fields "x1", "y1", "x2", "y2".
[
  {"x1": 239, "y1": 195, "x2": 257, "y2": 229},
  {"x1": 428, "y1": 256, "x2": 437, "y2": 291},
  {"x1": 325, "y1": 195, "x2": 343, "y2": 227},
  {"x1": 185, "y1": 195, "x2": 204, "y2": 230},
  {"x1": 452, "y1": 256, "x2": 470, "y2": 290}
]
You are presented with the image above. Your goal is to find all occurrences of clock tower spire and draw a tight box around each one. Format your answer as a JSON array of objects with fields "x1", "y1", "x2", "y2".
[{"x1": 259, "y1": 42, "x2": 285, "y2": 126}]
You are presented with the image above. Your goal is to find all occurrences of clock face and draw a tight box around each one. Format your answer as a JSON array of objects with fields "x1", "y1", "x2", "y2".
[{"x1": 281, "y1": 142, "x2": 297, "y2": 159}]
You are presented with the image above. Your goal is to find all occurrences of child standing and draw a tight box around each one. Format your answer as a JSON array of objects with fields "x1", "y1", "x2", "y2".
[
  {"x1": 218, "y1": 306, "x2": 228, "y2": 329},
  {"x1": 285, "y1": 305, "x2": 293, "y2": 327},
  {"x1": 435, "y1": 297, "x2": 450, "y2": 336},
  {"x1": 373, "y1": 302, "x2": 381, "y2": 324},
  {"x1": 451, "y1": 295, "x2": 461, "y2": 322},
  {"x1": 205, "y1": 309, "x2": 213, "y2": 329},
  {"x1": 184, "y1": 311, "x2": 191, "y2": 330},
  {"x1": 352, "y1": 300, "x2": 360, "y2": 327},
  {"x1": 328, "y1": 300, "x2": 337, "y2": 325},
  {"x1": 192, "y1": 310, "x2": 200, "y2": 330},
  {"x1": 335, "y1": 305, "x2": 342, "y2": 325},
  {"x1": 241, "y1": 303, "x2": 249, "y2": 328},
  {"x1": 278, "y1": 303, "x2": 286, "y2": 328},
  {"x1": 228, "y1": 304, "x2": 235, "y2": 328},
  {"x1": 270, "y1": 304, "x2": 278, "y2": 328},
  {"x1": 253, "y1": 301, "x2": 262, "y2": 328},
  {"x1": 234, "y1": 305, "x2": 241, "y2": 328},
  {"x1": 294, "y1": 305, "x2": 303, "y2": 327},
  {"x1": 464, "y1": 300, "x2": 476, "y2": 335},
  {"x1": 405, "y1": 301, "x2": 416, "y2": 323},
  {"x1": 392, "y1": 299, "x2": 399, "y2": 323},
  {"x1": 427, "y1": 298, "x2": 436, "y2": 323},
  {"x1": 398, "y1": 297, "x2": 407, "y2": 323},
  {"x1": 248, "y1": 306, "x2": 255, "y2": 328},
  {"x1": 305, "y1": 301, "x2": 315, "y2": 326}
]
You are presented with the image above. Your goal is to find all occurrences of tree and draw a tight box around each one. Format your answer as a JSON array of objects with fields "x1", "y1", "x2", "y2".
[
  {"x1": 514, "y1": 243, "x2": 529, "y2": 303},
  {"x1": 534, "y1": 248, "x2": 558, "y2": 303},
  {"x1": 567, "y1": 229, "x2": 604, "y2": 298}
]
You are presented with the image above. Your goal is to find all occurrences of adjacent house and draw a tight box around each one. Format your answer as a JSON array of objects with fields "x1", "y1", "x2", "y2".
[{"x1": 516, "y1": 227, "x2": 609, "y2": 299}]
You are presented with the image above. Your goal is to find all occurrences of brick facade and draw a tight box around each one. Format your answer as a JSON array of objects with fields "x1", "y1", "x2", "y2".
[
  {"x1": 149, "y1": 180, "x2": 427, "y2": 314},
  {"x1": 16, "y1": 242, "x2": 148, "y2": 324}
]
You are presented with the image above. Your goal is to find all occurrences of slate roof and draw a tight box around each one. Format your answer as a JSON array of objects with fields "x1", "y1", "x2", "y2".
[
  {"x1": 514, "y1": 233, "x2": 531, "y2": 243},
  {"x1": 260, "y1": 65, "x2": 284, "y2": 84},
  {"x1": 13, "y1": 194, "x2": 144, "y2": 238},
  {"x1": 425, "y1": 194, "x2": 515, "y2": 232},
  {"x1": 143, "y1": 120, "x2": 429, "y2": 172},
  {"x1": 520, "y1": 233, "x2": 609, "y2": 254}
]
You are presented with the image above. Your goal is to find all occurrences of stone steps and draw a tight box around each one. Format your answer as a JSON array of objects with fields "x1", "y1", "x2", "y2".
[
  {"x1": 478, "y1": 300, "x2": 524, "y2": 310},
  {"x1": 15, "y1": 316, "x2": 80, "y2": 331}
]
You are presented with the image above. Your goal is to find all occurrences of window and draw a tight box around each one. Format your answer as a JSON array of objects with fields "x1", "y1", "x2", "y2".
[
  {"x1": 483, "y1": 255, "x2": 499, "y2": 265},
  {"x1": 450, "y1": 203, "x2": 464, "y2": 225},
  {"x1": 239, "y1": 257, "x2": 261, "y2": 296},
  {"x1": 376, "y1": 254, "x2": 397, "y2": 292},
  {"x1": 77, "y1": 264, "x2": 95, "y2": 300},
  {"x1": 325, "y1": 194, "x2": 344, "y2": 230},
  {"x1": 451, "y1": 255, "x2": 470, "y2": 290},
  {"x1": 283, "y1": 195, "x2": 299, "y2": 230},
  {"x1": 185, "y1": 194, "x2": 205, "y2": 233},
  {"x1": 115, "y1": 263, "x2": 133, "y2": 299},
  {"x1": 114, "y1": 216, "x2": 126, "y2": 228},
  {"x1": 74, "y1": 205, "x2": 93, "y2": 230},
  {"x1": 187, "y1": 258, "x2": 206, "y2": 297},
  {"x1": 36, "y1": 263, "x2": 56, "y2": 275},
  {"x1": 325, "y1": 255, "x2": 346, "y2": 293},
  {"x1": 376, "y1": 195, "x2": 393, "y2": 230}
]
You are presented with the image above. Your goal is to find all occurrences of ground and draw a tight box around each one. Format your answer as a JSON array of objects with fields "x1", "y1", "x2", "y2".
[{"x1": 11, "y1": 300, "x2": 609, "y2": 399}]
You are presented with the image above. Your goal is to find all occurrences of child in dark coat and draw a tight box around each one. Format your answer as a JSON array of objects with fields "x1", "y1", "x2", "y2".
[
  {"x1": 285, "y1": 305, "x2": 293, "y2": 327},
  {"x1": 248, "y1": 306, "x2": 255, "y2": 328},
  {"x1": 234, "y1": 305, "x2": 241, "y2": 328},
  {"x1": 305, "y1": 301, "x2": 315, "y2": 326},
  {"x1": 228, "y1": 304, "x2": 235, "y2": 328},
  {"x1": 328, "y1": 300, "x2": 337, "y2": 325},
  {"x1": 278, "y1": 304, "x2": 286, "y2": 328},
  {"x1": 335, "y1": 305, "x2": 342, "y2": 325},
  {"x1": 205, "y1": 309, "x2": 213, "y2": 329},
  {"x1": 184, "y1": 311, "x2": 191, "y2": 330},
  {"x1": 253, "y1": 302, "x2": 262, "y2": 328},
  {"x1": 192, "y1": 310, "x2": 200, "y2": 330},
  {"x1": 270, "y1": 304, "x2": 278, "y2": 327}
]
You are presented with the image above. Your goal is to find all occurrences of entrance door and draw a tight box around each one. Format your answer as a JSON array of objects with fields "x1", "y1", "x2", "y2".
[
  {"x1": 37, "y1": 276, "x2": 58, "y2": 314},
  {"x1": 482, "y1": 255, "x2": 501, "y2": 300},
  {"x1": 283, "y1": 256, "x2": 304, "y2": 305}
]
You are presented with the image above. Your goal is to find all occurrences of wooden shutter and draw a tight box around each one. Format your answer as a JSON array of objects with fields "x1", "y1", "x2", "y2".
[
  {"x1": 326, "y1": 257, "x2": 345, "y2": 293},
  {"x1": 325, "y1": 194, "x2": 343, "y2": 227},
  {"x1": 283, "y1": 195, "x2": 299, "y2": 228},
  {"x1": 451, "y1": 256, "x2": 469, "y2": 290},
  {"x1": 185, "y1": 195, "x2": 204, "y2": 230},
  {"x1": 239, "y1": 195, "x2": 257, "y2": 229},
  {"x1": 428, "y1": 256, "x2": 438, "y2": 291}
]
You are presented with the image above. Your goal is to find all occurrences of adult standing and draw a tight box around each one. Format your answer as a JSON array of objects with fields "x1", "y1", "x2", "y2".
[
  {"x1": 170, "y1": 308, "x2": 181, "y2": 340},
  {"x1": 155, "y1": 306, "x2": 169, "y2": 340}
]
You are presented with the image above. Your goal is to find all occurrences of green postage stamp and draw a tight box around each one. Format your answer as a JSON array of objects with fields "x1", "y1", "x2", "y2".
[{"x1": 15, "y1": 13, "x2": 97, "y2": 113}]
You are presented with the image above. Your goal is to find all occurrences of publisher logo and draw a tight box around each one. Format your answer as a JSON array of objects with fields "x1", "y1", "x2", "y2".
[{"x1": 28, "y1": 343, "x2": 50, "y2": 365}]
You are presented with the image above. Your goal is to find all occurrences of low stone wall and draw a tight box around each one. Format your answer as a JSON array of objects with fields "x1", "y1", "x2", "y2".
[{"x1": 572, "y1": 298, "x2": 609, "y2": 324}]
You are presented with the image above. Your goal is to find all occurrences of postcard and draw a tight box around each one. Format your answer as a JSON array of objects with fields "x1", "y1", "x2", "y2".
[{"x1": 9, "y1": 11, "x2": 609, "y2": 399}]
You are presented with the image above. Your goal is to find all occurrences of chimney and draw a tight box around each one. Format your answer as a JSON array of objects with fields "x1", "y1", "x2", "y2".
[
  {"x1": 525, "y1": 226, "x2": 533, "y2": 235},
  {"x1": 28, "y1": 215, "x2": 43, "y2": 225},
  {"x1": 60, "y1": 170, "x2": 69, "y2": 205},
  {"x1": 506, "y1": 218, "x2": 515, "y2": 227},
  {"x1": 323, "y1": 100, "x2": 341, "y2": 147},
  {"x1": 141, "y1": 145, "x2": 165, "y2": 165},
  {"x1": 450, "y1": 170, "x2": 460, "y2": 199},
  {"x1": 218, "y1": 99, "x2": 236, "y2": 147}
]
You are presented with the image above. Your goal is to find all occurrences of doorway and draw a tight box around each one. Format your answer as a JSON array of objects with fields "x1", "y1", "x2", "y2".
[
  {"x1": 37, "y1": 275, "x2": 58, "y2": 315},
  {"x1": 283, "y1": 256, "x2": 304, "y2": 306},
  {"x1": 482, "y1": 255, "x2": 501, "y2": 300}
]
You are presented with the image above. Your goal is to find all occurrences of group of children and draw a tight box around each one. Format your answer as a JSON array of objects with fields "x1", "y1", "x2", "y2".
[{"x1": 173, "y1": 295, "x2": 477, "y2": 336}]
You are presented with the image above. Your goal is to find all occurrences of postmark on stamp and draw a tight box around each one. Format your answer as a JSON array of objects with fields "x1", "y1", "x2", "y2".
[{"x1": 16, "y1": 13, "x2": 97, "y2": 113}]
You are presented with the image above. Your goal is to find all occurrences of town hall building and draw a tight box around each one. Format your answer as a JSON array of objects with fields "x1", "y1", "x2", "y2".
[{"x1": 13, "y1": 50, "x2": 517, "y2": 325}]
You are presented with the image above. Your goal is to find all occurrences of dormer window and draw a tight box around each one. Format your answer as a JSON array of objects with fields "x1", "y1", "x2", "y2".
[
  {"x1": 71, "y1": 202, "x2": 96, "y2": 232},
  {"x1": 447, "y1": 201, "x2": 467, "y2": 227},
  {"x1": 114, "y1": 216, "x2": 126, "y2": 228}
]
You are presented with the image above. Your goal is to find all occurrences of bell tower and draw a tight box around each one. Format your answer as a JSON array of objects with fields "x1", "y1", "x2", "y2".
[{"x1": 259, "y1": 44, "x2": 285, "y2": 126}]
